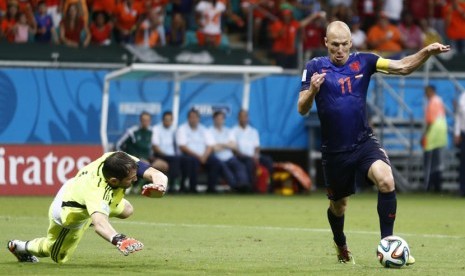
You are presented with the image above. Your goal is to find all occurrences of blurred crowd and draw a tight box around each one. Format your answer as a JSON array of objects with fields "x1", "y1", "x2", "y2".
[
  {"x1": 0, "y1": 0, "x2": 464, "y2": 66},
  {"x1": 264, "y1": 0, "x2": 464, "y2": 68}
]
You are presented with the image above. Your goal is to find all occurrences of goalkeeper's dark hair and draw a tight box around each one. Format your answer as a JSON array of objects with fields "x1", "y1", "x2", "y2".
[{"x1": 102, "y1": 151, "x2": 137, "y2": 180}]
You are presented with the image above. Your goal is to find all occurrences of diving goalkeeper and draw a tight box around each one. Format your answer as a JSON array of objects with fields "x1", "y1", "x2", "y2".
[{"x1": 7, "y1": 151, "x2": 167, "y2": 263}]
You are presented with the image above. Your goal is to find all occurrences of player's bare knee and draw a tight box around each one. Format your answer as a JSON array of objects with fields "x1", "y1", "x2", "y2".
[
  {"x1": 117, "y1": 202, "x2": 134, "y2": 219},
  {"x1": 330, "y1": 200, "x2": 347, "y2": 217},
  {"x1": 377, "y1": 175, "x2": 395, "y2": 193}
]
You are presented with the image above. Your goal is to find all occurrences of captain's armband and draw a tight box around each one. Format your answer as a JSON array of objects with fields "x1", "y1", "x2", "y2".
[
  {"x1": 136, "y1": 161, "x2": 150, "y2": 178},
  {"x1": 376, "y1": 58, "x2": 390, "y2": 74}
]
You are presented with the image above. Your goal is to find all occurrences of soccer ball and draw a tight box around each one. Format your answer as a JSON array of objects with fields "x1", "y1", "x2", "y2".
[{"x1": 377, "y1": 235, "x2": 410, "y2": 268}]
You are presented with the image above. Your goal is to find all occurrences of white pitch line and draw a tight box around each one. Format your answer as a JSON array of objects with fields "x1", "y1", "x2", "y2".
[
  {"x1": 2, "y1": 215, "x2": 464, "y2": 240},
  {"x1": 113, "y1": 220, "x2": 465, "y2": 240}
]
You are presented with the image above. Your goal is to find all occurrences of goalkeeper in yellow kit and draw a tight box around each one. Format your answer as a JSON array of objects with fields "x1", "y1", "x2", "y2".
[{"x1": 7, "y1": 151, "x2": 168, "y2": 263}]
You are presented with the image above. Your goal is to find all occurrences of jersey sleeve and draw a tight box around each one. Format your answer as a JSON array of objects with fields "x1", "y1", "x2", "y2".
[
  {"x1": 136, "y1": 160, "x2": 151, "y2": 177},
  {"x1": 357, "y1": 52, "x2": 380, "y2": 74},
  {"x1": 84, "y1": 183, "x2": 112, "y2": 217},
  {"x1": 300, "y1": 58, "x2": 319, "y2": 91}
]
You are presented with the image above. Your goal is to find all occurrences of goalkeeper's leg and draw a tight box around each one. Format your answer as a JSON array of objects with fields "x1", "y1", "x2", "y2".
[{"x1": 26, "y1": 218, "x2": 91, "y2": 263}]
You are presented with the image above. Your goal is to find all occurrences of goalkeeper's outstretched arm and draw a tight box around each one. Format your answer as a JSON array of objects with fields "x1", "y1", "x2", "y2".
[
  {"x1": 142, "y1": 166, "x2": 168, "y2": 188},
  {"x1": 91, "y1": 212, "x2": 119, "y2": 242},
  {"x1": 140, "y1": 165, "x2": 168, "y2": 197},
  {"x1": 91, "y1": 212, "x2": 144, "y2": 255}
]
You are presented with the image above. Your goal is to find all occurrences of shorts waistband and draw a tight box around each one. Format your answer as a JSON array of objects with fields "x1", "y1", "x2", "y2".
[{"x1": 61, "y1": 201, "x2": 86, "y2": 209}]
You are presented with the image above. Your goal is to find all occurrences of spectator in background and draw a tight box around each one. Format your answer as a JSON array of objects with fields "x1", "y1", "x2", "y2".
[
  {"x1": 35, "y1": 0, "x2": 58, "y2": 44},
  {"x1": 268, "y1": 9, "x2": 299, "y2": 68},
  {"x1": 135, "y1": 0, "x2": 168, "y2": 46},
  {"x1": 117, "y1": 111, "x2": 168, "y2": 172},
  {"x1": 16, "y1": 0, "x2": 36, "y2": 29},
  {"x1": 422, "y1": 85, "x2": 448, "y2": 193},
  {"x1": 0, "y1": 0, "x2": 6, "y2": 17},
  {"x1": 302, "y1": 11, "x2": 327, "y2": 61},
  {"x1": 90, "y1": 11, "x2": 113, "y2": 46},
  {"x1": 210, "y1": 110, "x2": 252, "y2": 193},
  {"x1": 221, "y1": 0, "x2": 245, "y2": 34},
  {"x1": 240, "y1": 0, "x2": 275, "y2": 49},
  {"x1": 195, "y1": 0, "x2": 226, "y2": 47},
  {"x1": 232, "y1": 109, "x2": 274, "y2": 189},
  {"x1": 177, "y1": 108, "x2": 222, "y2": 194},
  {"x1": 406, "y1": 0, "x2": 431, "y2": 21},
  {"x1": 419, "y1": 18, "x2": 443, "y2": 47},
  {"x1": 61, "y1": 0, "x2": 89, "y2": 26},
  {"x1": 398, "y1": 11, "x2": 422, "y2": 52},
  {"x1": 381, "y1": 0, "x2": 402, "y2": 25},
  {"x1": 14, "y1": 12, "x2": 36, "y2": 43},
  {"x1": 60, "y1": 3, "x2": 90, "y2": 47},
  {"x1": 113, "y1": 0, "x2": 139, "y2": 44},
  {"x1": 152, "y1": 111, "x2": 187, "y2": 193},
  {"x1": 353, "y1": 0, "x2": 380, "y2": 32},
  {"x1": 269, "y1": 9, "x2": 325, "y2": 69},
  {"x1": 166, "y1": 12, "x2": 186, "y2": 46},
  {"x1": 454, "y1": 91, "x2": 465, "y2": 197},
  {"x1": 44, "y1": 0, "x2": 61, "y2": 28},
  {"x1": 330, "y1": 3, "x2": 351, "y2": 23},
  {"x1": 134, "y1": 8, "x2": 163, "y2": 47},
  {"x1": 443, "y1": 0, "x2": 465, "y2": 53},
  {"x1": 171, "y1": 0, "x2": 195, "y2": 29},
  {"x1": 117, "y1": 111, "x2": 169, "y2": 193},
  {"x1": 350, "y1": 16, "x2": 366, "y2": 50},
  {"x1": 367, "y1": 13, "x2": 402, "y2": 53},
  {"x1": 430, "y1": 0, "x2": 447, "y2": 42},
  {"x1": 91, "y1": 0, "x2": 116, "y2": 18},
  {"x1": 1, "y1": 1, "x2": 19, "y2": 43},
  {"x1": 150, "y1": 0, "x2": 169, "y2": 46},
  {"x1": 328, "y1": 0, "x2": 352, "y2": 16},
  {"x1": 294, "y1": 0, "x2": 323, "y2": 19}
]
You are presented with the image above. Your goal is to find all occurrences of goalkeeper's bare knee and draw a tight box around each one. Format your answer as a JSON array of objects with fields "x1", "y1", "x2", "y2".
[{"x1": 116, "y1": 202, "x2": 134, "y2": 219}]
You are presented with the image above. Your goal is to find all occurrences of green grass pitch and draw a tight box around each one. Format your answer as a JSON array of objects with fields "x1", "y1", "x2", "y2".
[{"x1": 1, "y1": 192, "x2": 465, "y2": 275}]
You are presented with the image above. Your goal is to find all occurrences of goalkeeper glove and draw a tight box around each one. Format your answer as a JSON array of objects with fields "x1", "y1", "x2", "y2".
[
  {"x1": 141, "y1": 183, "x2": 166, "y2": 198},
  {"x1": 111, "y1": 234, "x2": 144, "y2": 256}
]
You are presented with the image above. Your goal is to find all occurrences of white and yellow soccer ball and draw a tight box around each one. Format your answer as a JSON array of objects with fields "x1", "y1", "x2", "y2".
[{"x1": 377, "y1": 235, "x2": 410, "y2": 268}]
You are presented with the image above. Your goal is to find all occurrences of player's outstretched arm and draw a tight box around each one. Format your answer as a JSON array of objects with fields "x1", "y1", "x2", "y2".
[
  {"x1": 140, "y1": 167, "x2": 168, "y2": 198},
  {"x1": 383, "y1": 43, "x2": 450, "y2": 75},
  {"x1": 91, "y1": 212, "x2": 144, "y2": 255}
]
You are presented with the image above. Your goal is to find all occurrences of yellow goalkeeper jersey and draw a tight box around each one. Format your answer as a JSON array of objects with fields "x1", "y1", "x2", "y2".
[{"x1": 56, "y1": 152, "x2": 139, "y2": 229}]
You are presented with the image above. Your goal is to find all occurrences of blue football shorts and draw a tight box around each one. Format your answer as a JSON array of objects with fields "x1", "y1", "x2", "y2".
[{"x1": 322, "y1": 135, "x2": 391, "y2": 201}]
